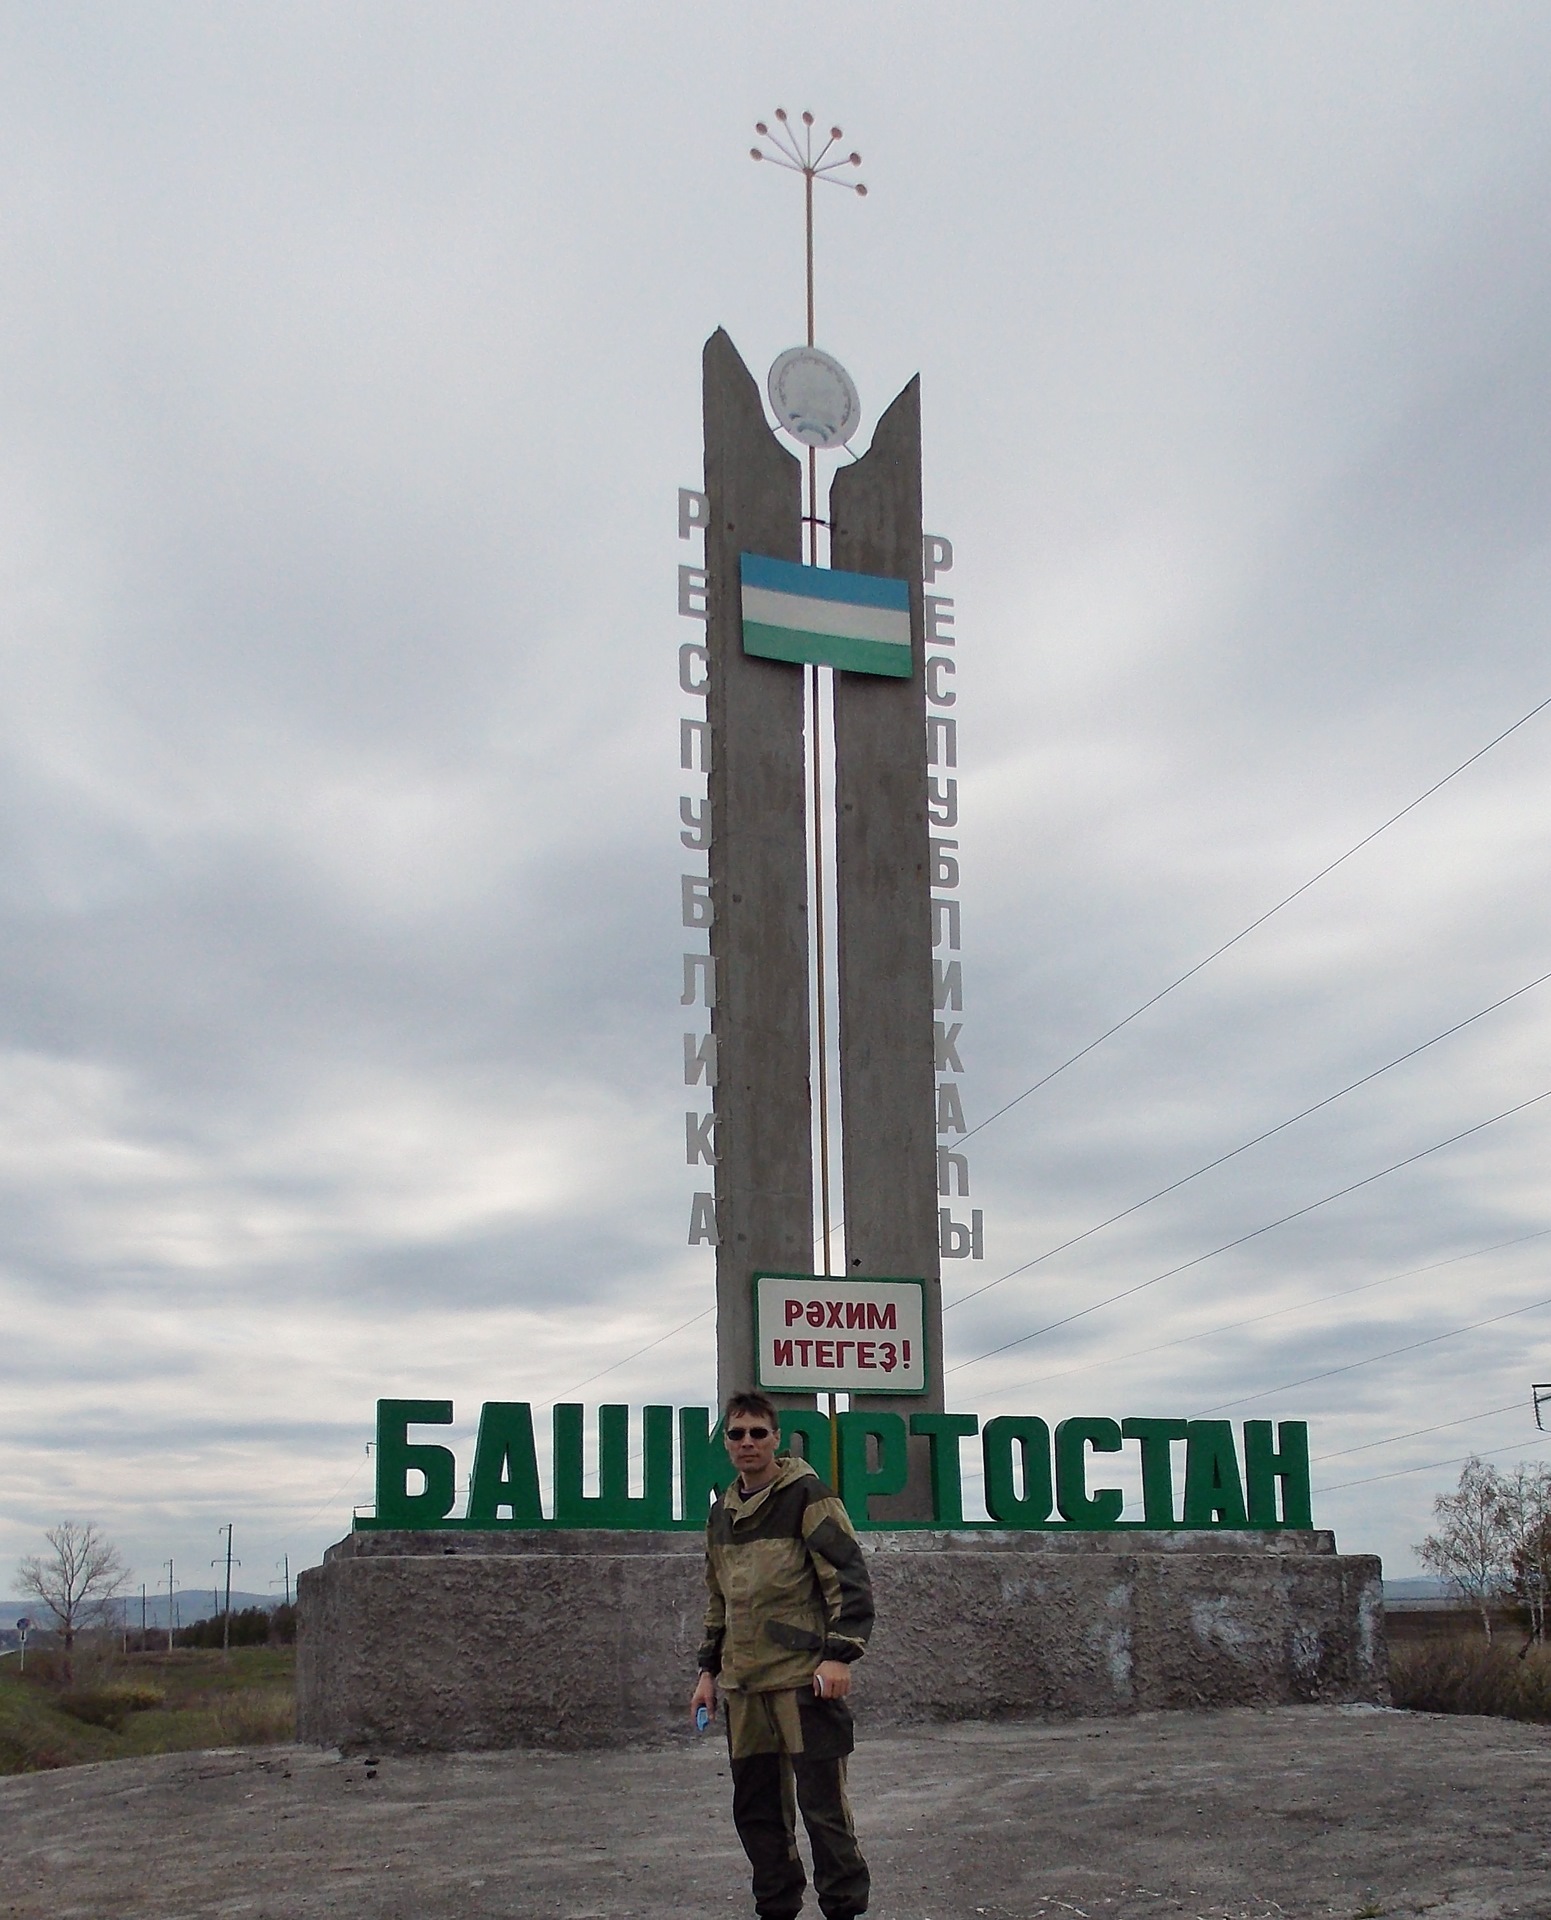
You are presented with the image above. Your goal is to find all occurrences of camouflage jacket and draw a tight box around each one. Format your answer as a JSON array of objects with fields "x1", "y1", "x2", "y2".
[{"x1": 698, "y1": 1454, "x2": 874, "y2": 1692}]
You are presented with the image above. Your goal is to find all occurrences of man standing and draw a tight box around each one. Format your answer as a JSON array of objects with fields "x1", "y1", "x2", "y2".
[{"x1": 690, "y1": 1391, "x2": 874, "y2": 1920}]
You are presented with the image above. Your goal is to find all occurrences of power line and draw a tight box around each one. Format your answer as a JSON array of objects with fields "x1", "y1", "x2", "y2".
[
  {"x1": 1315, "y1": 1432, "x2": 1551, "y2": 1497},
  {"x1": 1312, "y1": 1400, "x2": 1525, "y2": 1463},
  {"x1": 620, "y1": 1361, "x2": 1532, "y2": 1511},
  {"x1": 244, "y1": 1307, "x2": 720, "y2": 1556},
  {"x1": 947, "y1": 1083, "x2": 1551, "y2": 1375},
  {"x1": 956, "y1": 690, "x2": 1551, "y2": 1148},
  {"x1": 281, "y1": 1450, "x2": 375, "y2": 1541},
  {"x1": 554, "y1": 1305, "x2": 713, "y2": 1399},
  {"x1": 1196, "y1": 1291, "x2": 1551, "y2": 1415},
  {"x1": 946, "y1": 966, "x2": 1551, "y2": 1314},
  {"x1": 526, "y1": 695, "x2": 1551, "y2": 1413},
  {"x1": 970, "y1": 1227, "x2": 1551, "y2": 1404}
]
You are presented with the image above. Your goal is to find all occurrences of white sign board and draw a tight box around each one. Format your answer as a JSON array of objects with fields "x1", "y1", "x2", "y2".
[{"x1": 754, "y1": 1272, "x2": 928, "y2": 1395}]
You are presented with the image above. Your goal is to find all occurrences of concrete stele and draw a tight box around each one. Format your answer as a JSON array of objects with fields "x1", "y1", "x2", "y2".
[{"x1": 702, "y1": 330, "x2": 814, "y2": 1407}]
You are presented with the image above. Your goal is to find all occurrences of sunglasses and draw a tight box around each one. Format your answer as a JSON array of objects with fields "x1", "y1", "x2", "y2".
[{"x1": 725, "y1": 1425, "x2": 772, "y2": 1442}]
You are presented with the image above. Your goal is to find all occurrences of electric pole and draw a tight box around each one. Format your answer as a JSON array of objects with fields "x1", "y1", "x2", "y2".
[
  {"x1": 163, "y1": 1559, "x2": 175, "y2": 1653},
  {"x1": 213, "y1": 1524, "x2": 240, "y2": 1658}
]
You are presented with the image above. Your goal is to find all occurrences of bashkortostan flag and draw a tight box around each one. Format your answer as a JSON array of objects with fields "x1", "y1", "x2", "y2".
[{"x1": 740, "y1": 553, "x2": 912, "y2": 679}]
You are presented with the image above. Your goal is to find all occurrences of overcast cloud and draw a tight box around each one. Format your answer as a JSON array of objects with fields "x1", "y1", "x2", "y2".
[{"x1": 3, "y1": 2, "x2": 1551, "y2": 1598}]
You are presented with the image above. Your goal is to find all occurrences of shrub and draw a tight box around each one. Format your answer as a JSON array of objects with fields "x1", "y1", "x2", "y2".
[
  {"x1": 1391, "y1": 1637, "x2": 1551, "y2": 1722},
  {"x1": 174, "y1": 1606, "x2": 278, "y2": 1651},
  {"x1": 1, "y1": 1739, "x2": 77, "y2": 1772},
  {"x1": 56, "y1": 1682, "x2": 165, "y2": 1731},
  {"x1": 21, "y1": 1649, "x2": 70, "y2": 1686}
]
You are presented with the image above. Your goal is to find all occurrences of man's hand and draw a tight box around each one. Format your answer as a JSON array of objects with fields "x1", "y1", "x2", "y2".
[
  {"x1": 812, "y1": 1659, "x2": 851, "y2": 1701},
  {"x1": 690, "y1": 1670, "x2": 718, "y2": 1727}
]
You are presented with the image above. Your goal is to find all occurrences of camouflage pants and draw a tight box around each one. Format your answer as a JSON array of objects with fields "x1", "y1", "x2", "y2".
[{"x1": 725, "y1": 1688, "x2": 870, "y2": 1920}]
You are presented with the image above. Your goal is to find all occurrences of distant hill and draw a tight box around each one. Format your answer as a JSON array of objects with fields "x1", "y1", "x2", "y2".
[
  {"x1": 0, "y1": 1589, "x2": 285, "y2": 1644},
  {"x1": 1383, "y1": 1576, "x2": 1455, "y2": 1601},
  {"x1": 0, "y1": 1577, "x2": 1466, "y2": 1649}
]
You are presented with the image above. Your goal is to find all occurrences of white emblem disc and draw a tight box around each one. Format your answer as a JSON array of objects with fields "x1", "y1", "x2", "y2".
[{"x1": 767, "y1": 346, "x2": 861, "y2": 449}]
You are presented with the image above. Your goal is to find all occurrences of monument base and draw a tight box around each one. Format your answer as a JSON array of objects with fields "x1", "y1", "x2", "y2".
[{"x1": 296, "y1": 1527, "x2": 1387, "y2": 1752}]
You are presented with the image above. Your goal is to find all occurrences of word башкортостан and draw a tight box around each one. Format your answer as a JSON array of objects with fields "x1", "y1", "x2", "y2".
[{"x1": 365, "y1": 1399, "x2": 1312, "y2": 1534}]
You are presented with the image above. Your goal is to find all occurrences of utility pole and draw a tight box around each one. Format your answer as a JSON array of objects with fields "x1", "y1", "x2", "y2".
[
  {"x1": 214, "y1": 1524, "x2": 240, "y2": 1659},
  {"x1": 275, "y1": 1554, "x2": 291, "y2": 1609},
  {"x1": 163, "y1": 1559, "x2": 175, "y2": 1653},
  {"x1": 140, "y1": 1584, "x2": 147, "y2": 1654}
]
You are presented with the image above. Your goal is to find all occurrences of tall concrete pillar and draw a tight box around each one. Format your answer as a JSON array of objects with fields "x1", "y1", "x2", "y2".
[
  {"x1": 702, "y1": 329, "x2": 814, "y2": 1408},
  {"x1": 829, "y1": 378, "x2": 945, "y2": 1512}
]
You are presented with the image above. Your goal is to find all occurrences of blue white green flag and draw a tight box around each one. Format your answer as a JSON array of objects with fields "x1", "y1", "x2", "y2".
[{"x1": 740, "y1": 553, "x2": 913, "y2": 679}]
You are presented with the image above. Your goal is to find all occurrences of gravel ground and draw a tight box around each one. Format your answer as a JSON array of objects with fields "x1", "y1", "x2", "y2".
[{"x1": 4, "y1": 1706, "x2": 1551, "y2": 1920}]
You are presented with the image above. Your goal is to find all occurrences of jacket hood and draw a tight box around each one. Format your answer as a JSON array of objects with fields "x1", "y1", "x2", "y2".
[
  {"x1": 726, "y1": 1451, "x2": 820, "y2": 1519},
  {"x1": 771, "y1": 1452, "x2": 820, "y2": 1490}
]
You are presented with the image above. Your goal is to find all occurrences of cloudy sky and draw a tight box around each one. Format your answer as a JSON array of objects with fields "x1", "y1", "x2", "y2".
[{"x1": 4, "y1": 2, "x2": 1551, "y2": 1600}]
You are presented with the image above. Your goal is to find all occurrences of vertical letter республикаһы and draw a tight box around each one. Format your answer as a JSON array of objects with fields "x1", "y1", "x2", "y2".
[
  {"x1": 925, "y1": 535, "x2": 983, "y2": 1261},
  {"x1": 680, "y1": 487, "x2": 716, "y2": 1246}
]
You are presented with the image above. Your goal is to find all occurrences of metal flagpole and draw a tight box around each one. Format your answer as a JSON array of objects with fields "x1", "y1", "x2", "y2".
[{"x1": 750, "y1": 111, "x2": 866, "y2": 1479}]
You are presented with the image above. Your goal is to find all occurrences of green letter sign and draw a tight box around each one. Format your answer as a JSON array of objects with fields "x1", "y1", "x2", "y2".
[
  {"x1": 361, "y1": 1400, "x2": 1316, "y2": 1535},
  {"x1": 376, "y1": 1399, "x2": 456, "y2": 1527}
]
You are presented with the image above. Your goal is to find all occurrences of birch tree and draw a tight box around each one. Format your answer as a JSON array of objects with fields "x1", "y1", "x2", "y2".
[
  {"x1": 1501, "y1": 1462, "x2": 1551, "y2": 1643},
  {"x1": 1418, "y1": 1456, "x2": 1510, "y2": 1640}
]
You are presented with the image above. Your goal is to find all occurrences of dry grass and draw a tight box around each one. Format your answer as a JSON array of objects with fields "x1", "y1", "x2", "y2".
[
  {"x1": 0, "y1": 1647, "x2": 295, "y2": 1772},
  {"x1": 1391, "y1": 1634, "x2": 1551, "y2": 1722},
  {"x1": 209, "y1": 1685, "x2": 295, "y2": 1745},
  {"x1": 56, "y1": 1681, "x2": 166, "y2": 1730}
]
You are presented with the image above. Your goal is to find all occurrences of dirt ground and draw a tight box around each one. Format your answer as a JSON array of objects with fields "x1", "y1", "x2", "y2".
[{"x1": 3, "y1": 1706, "x2": 1551, "y2": 1920}]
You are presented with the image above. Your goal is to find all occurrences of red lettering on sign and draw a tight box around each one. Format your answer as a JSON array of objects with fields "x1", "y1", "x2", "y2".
[{"x1": 765, "y1": 1290, "x2": 915, "y2": 1375}]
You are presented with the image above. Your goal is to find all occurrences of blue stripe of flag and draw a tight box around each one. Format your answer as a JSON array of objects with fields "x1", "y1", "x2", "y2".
[{"x1": 741, "y1": 552, "x2": 910, "y2": 612}]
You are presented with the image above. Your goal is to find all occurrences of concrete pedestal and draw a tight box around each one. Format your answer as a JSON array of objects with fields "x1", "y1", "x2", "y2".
[{"x1": 296, "y1": 1527, "x2": 1386, "y2": 1753}]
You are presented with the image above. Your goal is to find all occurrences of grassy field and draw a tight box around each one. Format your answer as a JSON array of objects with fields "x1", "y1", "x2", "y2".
[
  {"x1": 0, "y1": 1646, "x2": 294, "y2": 1774},
  {"x1": 1389, "y1": 1634, "x2": 1551, "y2": 1722},
  {"x1": 4, "y1": 1632, "x2": 1546, "y2": 1775}
]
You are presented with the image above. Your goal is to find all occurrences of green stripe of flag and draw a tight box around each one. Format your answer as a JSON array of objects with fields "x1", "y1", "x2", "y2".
[{"x1": 741, "y1": 621, "x2": 914, "y2": 678}]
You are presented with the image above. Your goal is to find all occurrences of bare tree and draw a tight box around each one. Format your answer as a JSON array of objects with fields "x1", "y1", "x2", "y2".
[
  {"x1": 16, "y1": 1521, "x2": 129, "y2": 1676},
  {"x1": 1500, "y1": 1463, "x2": 1551, "y2": 1644},
  {"x1": 1418, "y1": 1456, "x2": 1510, "y2": 1640}
]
